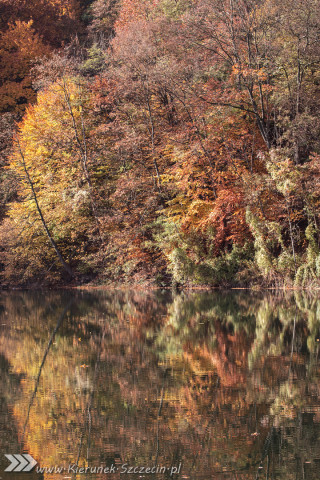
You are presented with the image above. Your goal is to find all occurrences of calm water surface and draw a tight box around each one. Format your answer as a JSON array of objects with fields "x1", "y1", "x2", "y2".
[{"x1": 0, "y1": 290, "x2": 320, "y2": 480}]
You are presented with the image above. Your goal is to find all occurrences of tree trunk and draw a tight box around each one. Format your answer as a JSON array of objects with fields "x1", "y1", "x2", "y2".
[{"x1": 17, "y1": 140, "x2": 74, "y2": 277}]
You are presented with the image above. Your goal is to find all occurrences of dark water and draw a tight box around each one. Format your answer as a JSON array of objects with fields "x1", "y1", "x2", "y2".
[{"x1": 0, "y1": 290, "x2": 320, "y2": 480}]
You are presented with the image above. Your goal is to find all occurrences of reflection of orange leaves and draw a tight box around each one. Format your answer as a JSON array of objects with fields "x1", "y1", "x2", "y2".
[{"x1": 183, "y1": 323, "x2": 254, "y2": 388}]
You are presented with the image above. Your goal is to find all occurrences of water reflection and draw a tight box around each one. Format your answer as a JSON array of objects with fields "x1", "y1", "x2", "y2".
[{"x1": 0, "y1": 290, "x2": 319, "y2": 479}]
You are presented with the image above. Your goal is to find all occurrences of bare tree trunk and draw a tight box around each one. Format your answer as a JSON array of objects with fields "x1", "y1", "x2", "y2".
[
  {"x1": 284, "y1": 196, "x2": 297, "y2": 274},
  {"x1": 168, "y1": 88, "x2": 217, "y2": 198},
  {"x1": 17, "y1": 140, "x2": 73, "y2": 277},
  {"x1": 143, "y1": 81, "x2": 162, "y2": 193},
  {"x1": 61, "y1": 78, "x2": 104, "y2": 244}
]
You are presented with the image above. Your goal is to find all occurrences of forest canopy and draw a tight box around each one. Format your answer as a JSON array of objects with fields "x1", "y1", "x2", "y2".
[{"x1": 1, "y1": 0, "x2": 320, "y2": 288}]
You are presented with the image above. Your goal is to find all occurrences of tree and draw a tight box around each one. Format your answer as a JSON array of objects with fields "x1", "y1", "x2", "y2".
[
  {"x1": 0, "y1": 20, "x2": 50, "y2": 113},
  {"x1": 0, "y1": 0, "x2": 81, "y2": 47},
  {"x1": 0, "y1": 77, "x2": 103, "y2": 284}
]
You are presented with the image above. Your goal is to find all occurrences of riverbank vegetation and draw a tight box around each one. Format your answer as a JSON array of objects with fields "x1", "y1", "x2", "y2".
[{"x1": 1, "y1": 0, "x2": 320, "y2": 288}]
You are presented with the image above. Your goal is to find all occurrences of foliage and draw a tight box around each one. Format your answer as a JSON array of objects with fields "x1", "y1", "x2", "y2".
[
  {"x1": 0, "y1": 77, "x2": 109, "y2": 284},
  {"x1": 0, "y1": 20, "x2": 50, "y2": 113},
  {"x1": 1, "y1": 0, "x2": 320, "y2": 288}
]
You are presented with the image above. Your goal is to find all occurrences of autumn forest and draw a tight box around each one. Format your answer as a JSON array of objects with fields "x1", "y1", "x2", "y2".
[{"x1": 1, "y1": 0, "x2": 320, "y2": 288}]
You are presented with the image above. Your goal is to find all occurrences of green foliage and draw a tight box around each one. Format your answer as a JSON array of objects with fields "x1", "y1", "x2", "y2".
[
  {"x1": 160, "y1": 0, "x2": 191, "y2": 18},
  {"x1": 153, "y1": 219, "x2": 254, "y2": 286},
  {"x1": 80, "y1": 44, "x2": 106, "y2": 76},
  {"x1": 294, "y1": 224, "x2": 320, "y2": 287},
  {"x1": 246, "y1": 209, "x2": 298, "y2": 283}
]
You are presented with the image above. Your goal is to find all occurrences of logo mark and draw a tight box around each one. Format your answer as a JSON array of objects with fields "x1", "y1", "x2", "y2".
[{"x1": 4, "y1": 454, "x2": 37, "y2": 472}]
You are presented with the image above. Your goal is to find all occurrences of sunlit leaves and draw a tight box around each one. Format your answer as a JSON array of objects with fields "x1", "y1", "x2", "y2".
[{"x1": 1, "y1": 78, "x2": 97, "y2": 282}]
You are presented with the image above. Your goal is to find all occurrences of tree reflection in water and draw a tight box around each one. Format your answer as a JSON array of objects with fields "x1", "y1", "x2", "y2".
[{"x1": 0, "y1": 290, "x2": 319, "y2": 479}]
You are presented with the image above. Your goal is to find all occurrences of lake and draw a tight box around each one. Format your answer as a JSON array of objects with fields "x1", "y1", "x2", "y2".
[{"x1": 0, "y1": 290, "x2": 319, "y2": 479}]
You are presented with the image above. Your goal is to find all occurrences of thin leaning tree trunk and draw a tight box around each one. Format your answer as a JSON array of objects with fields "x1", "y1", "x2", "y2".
[
  {"x1": 21, "y1": 299, "x2": 73, "y2": 445},
  {"x1": 17, "y1": 139, "x2": 73, "y2": 277}
]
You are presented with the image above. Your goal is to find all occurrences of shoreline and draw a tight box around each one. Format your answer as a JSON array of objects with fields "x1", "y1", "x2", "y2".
[{"x1": 1, "y1": 282, "x2": 320, "y2": 292}]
